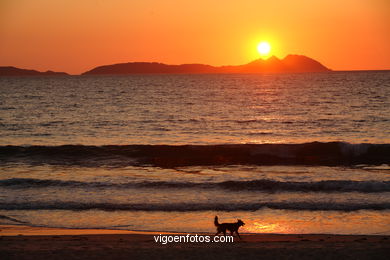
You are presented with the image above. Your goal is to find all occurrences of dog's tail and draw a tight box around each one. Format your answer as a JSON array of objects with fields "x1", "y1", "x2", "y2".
[{"x1": 214, "y1": 216, "x2": 219, "y2": 227}]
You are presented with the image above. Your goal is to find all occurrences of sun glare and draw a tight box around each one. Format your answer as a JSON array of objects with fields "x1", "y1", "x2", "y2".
[{"x1": 257, "y1": 41, "x2": 271, "y2": 57}]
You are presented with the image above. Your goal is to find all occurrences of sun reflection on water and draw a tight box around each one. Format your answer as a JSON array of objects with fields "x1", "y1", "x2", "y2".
[{"x1": 243, "y1": 222, "x2": 293, "y2": 234}]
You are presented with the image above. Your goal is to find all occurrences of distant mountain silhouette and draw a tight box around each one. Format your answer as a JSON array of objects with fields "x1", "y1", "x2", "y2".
[
  {"x1": 0, "y1": 66, "x2": 68, "y2": 76},
  {"x1": 83, "y1": 55, "x2": 331, "y2": 75}
]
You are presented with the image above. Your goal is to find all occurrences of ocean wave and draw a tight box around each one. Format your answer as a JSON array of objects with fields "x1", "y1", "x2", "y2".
[
  {"x1": 1, "y1": 201, "x2": 389, "y2": 212},
  {"x1": 0, "y1": 214, "x2": 28, "y2": 224},
  {"x1": 0, "y1": 142, "x2": 389, "y2": 167},
  {"x1": 1, "y1": 178, "x2": 390, "y2": 193}
]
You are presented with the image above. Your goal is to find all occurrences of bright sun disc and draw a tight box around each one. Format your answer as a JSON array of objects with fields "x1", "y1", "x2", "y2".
[{"x1": 257, "y1": 42, "x2": 271, "y2": 56}]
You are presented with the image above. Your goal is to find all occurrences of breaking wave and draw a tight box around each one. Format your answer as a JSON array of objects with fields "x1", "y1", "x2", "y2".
[
  {"x1": 1, "y1": 178, "x2": 390, "y2": 193},
  {"x1": 1, "y1": 201, "x2": 389, "y2": 212},
  {"x1": 0, "y1": 142, "x2": 389, "y2": 167}
]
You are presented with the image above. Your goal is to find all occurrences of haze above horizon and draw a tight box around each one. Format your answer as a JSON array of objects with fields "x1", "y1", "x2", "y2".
[{"x1": 0, "y1": 0, "x2": 389, "y2": 74}]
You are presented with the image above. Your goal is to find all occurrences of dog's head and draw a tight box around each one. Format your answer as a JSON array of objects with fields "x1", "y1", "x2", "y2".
[{"x1": 237, "y1": 219, "x2": 245, "y2": 226}]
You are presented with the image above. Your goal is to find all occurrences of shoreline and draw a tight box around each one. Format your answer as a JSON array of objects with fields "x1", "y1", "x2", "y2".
[
  {"x1": 1, "y1": 225, "x2": 389, "y2": 259},
  {"x1": 2, "y1": 224, "x2": 389, "y2": 237},
  {"x1": 0, "y1": 224, "x2": 185, "y2": 236}
]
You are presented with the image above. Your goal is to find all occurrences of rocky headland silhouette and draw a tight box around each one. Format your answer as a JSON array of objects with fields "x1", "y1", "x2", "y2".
[{"x1": 0, "y1": 66, "x2": 69, "y2": 76}]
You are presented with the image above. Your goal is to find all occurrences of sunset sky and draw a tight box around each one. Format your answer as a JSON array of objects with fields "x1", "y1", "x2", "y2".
[{"x1": 0, "y1": 0, "x2": 389, "y2": 74}]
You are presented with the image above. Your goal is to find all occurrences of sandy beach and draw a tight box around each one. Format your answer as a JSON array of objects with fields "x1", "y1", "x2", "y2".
[{"x1": 1, "y1": 225, "x2": 389, "y2": 260}]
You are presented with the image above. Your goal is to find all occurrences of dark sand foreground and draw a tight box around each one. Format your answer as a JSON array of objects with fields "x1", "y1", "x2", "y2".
[{"x1": 1, "y1": 225, "x2": 389, "y2": 259}]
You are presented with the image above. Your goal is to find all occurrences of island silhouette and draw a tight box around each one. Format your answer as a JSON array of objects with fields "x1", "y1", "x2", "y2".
[
  {"x1": 83, "y1": 55, "x2": 330, "y2": 75},
  {"x1": 0, "y1": 55, "x2": 330, "y2": 76}
]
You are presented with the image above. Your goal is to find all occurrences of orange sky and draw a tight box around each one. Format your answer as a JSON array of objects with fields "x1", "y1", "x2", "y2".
[{"x1": 0, "y1": 0, "x2": 389, "y2": 74}]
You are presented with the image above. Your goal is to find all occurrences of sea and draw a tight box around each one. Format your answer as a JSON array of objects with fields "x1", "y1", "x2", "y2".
[{"x1": 1, "y1": 71, "x2": 390, "y2": 235}]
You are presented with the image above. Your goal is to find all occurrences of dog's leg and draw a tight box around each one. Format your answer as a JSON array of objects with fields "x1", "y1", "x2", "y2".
[{"x1": 236, "y1": 230, "x2": 241, "y2": 240}]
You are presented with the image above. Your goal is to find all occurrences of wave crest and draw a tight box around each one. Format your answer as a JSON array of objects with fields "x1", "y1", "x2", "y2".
[
  {"x1": 1, "y1": 178, "x2": 390, "y2": 193},
  {"x1": 0, "y1": 142, "x2": 389, "y2": 167},
  {"x1": 1, "y1": 201, "x2": 389, "y2": 212}
]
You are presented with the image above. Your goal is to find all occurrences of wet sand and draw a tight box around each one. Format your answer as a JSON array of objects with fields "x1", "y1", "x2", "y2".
[{"x1": 1, "y1": 225, "x2": 389, "y2": 259}]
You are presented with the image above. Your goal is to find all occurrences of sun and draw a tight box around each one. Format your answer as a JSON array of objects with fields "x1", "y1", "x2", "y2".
[{"x1": 257, "y1": 41, "x2": 271, "y2": 57}]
